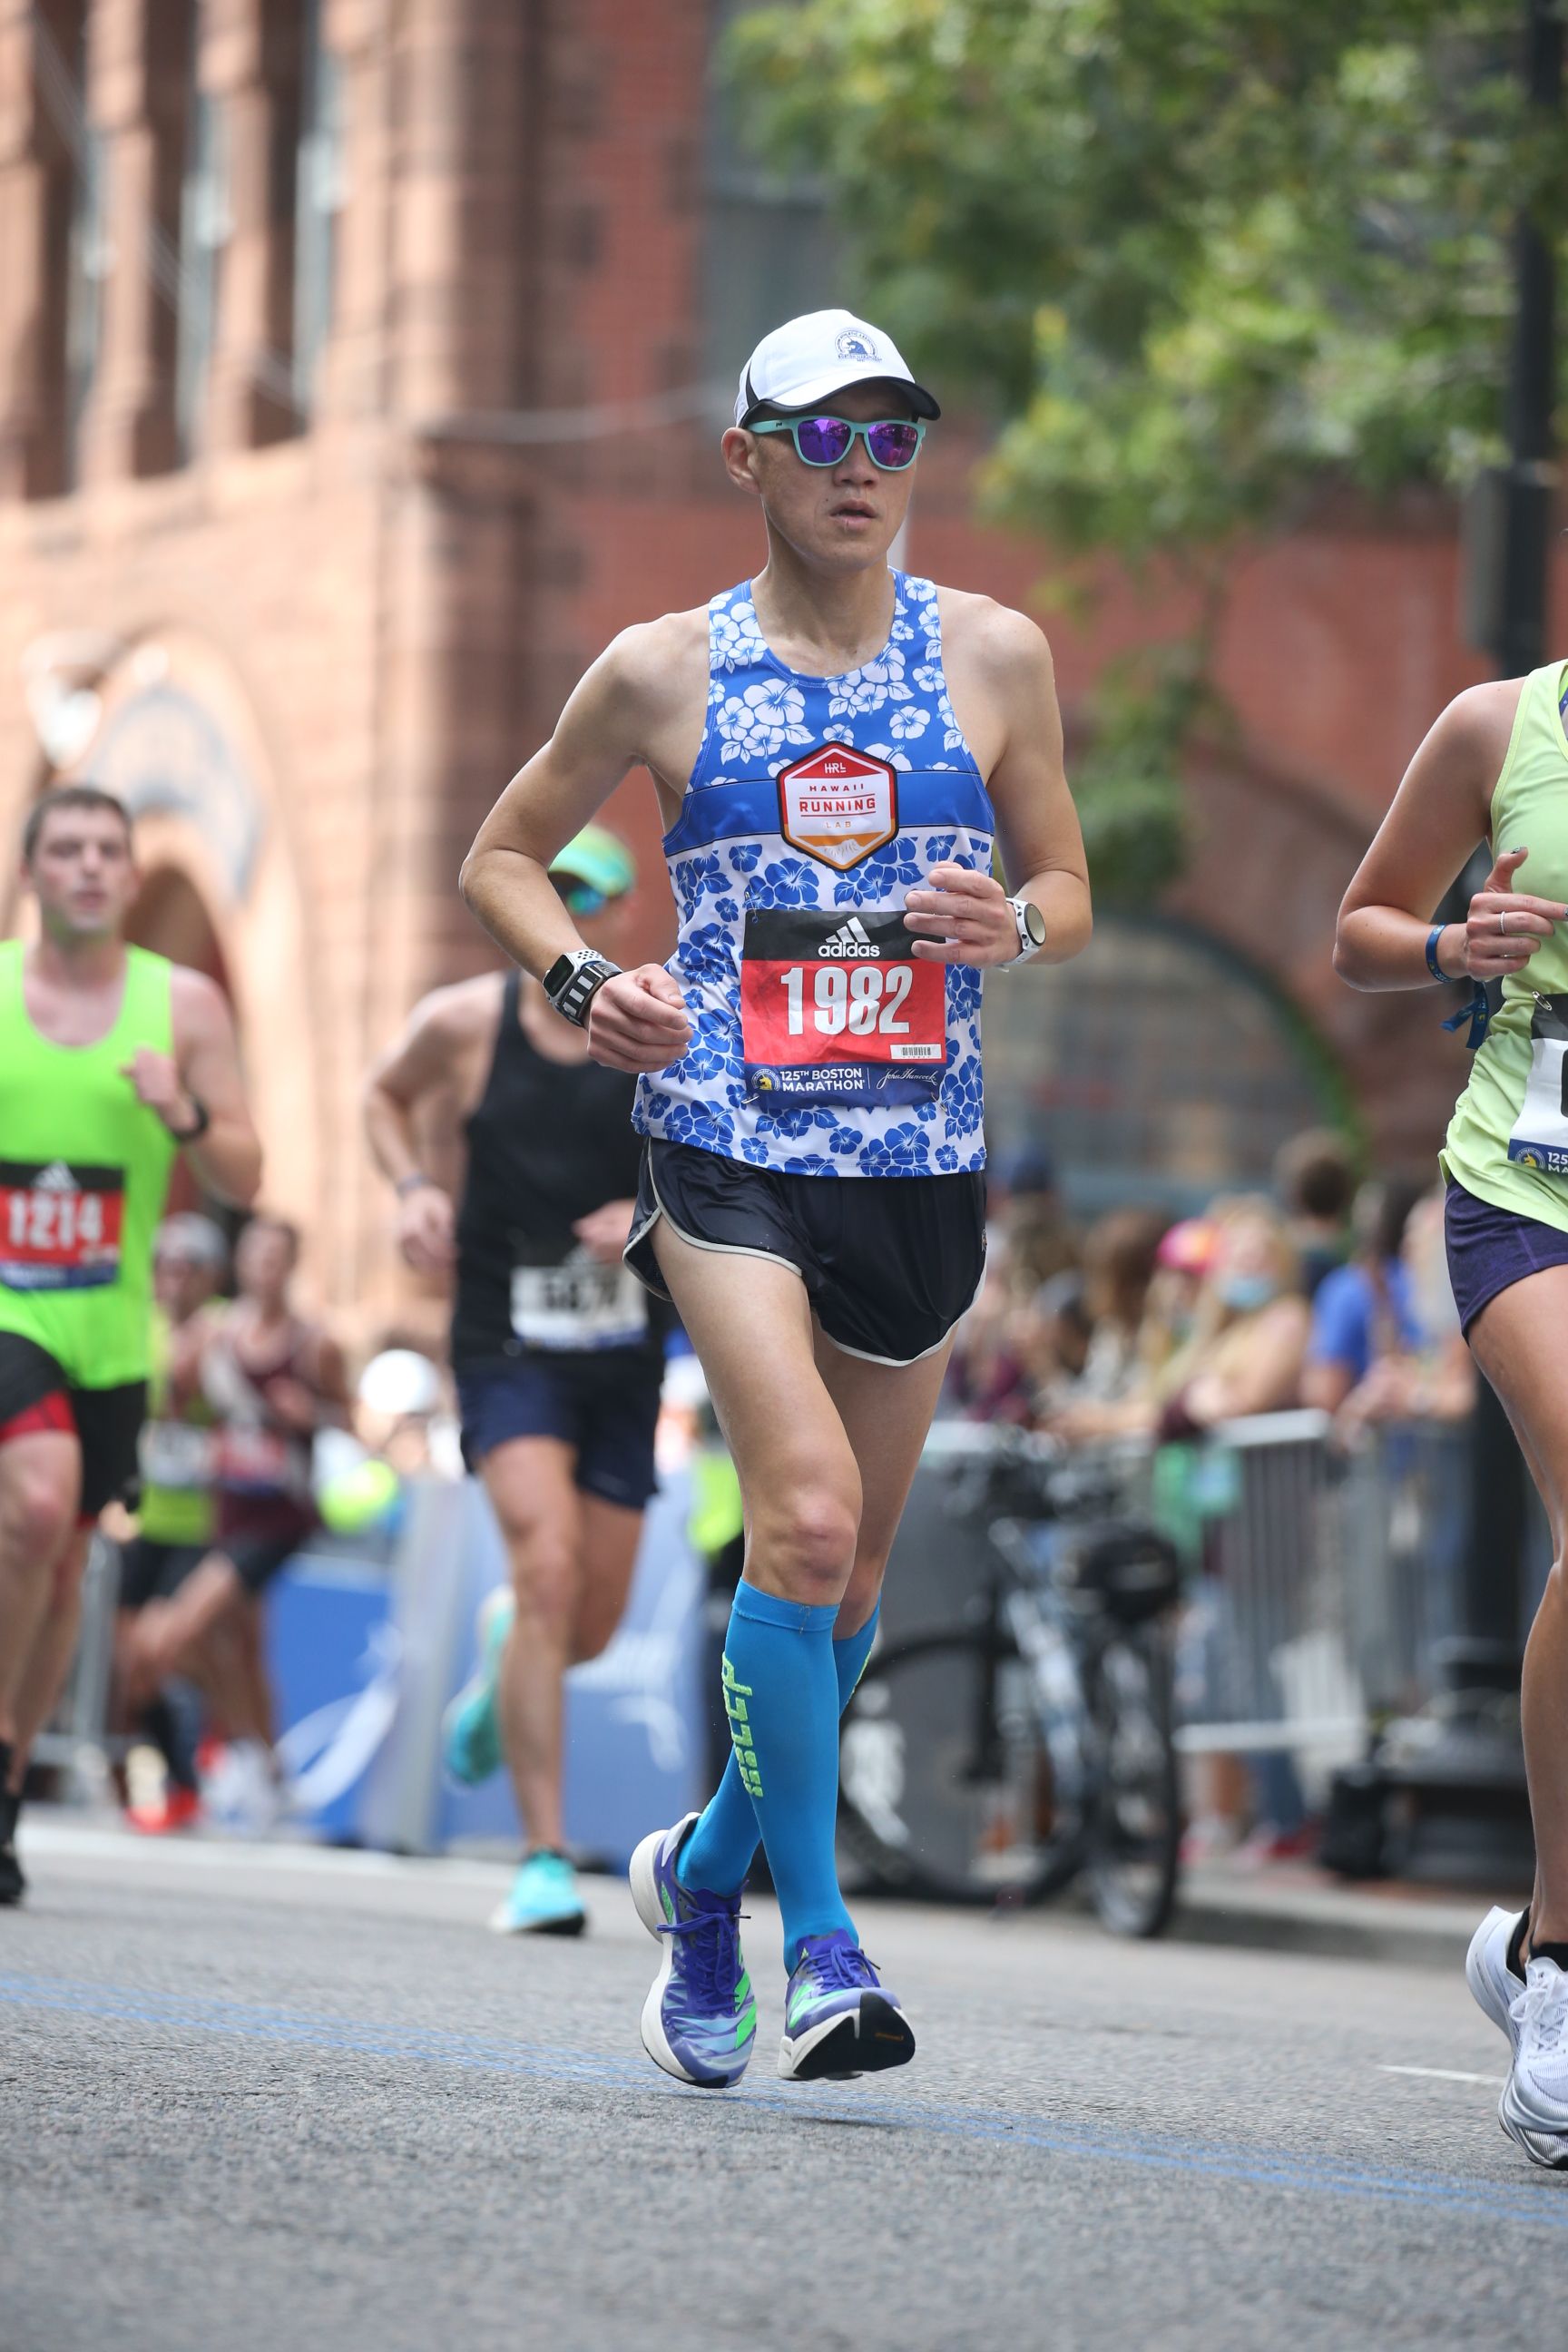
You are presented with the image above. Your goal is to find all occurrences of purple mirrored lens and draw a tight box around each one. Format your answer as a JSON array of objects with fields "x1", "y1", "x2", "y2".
[
  {"x1": 795, "y1": 416, "x2": 855, "y2": 465},
  {"x1": 867, "y1": 421, "x2": 921, "y2": 469}
]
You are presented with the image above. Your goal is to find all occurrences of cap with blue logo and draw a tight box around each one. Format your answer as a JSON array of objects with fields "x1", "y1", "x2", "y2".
[{"x1": 735, "y1": 309, "x2": 940, "y2": 427}]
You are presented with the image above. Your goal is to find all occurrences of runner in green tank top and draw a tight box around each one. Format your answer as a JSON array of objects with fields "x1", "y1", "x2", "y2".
[
  {"x1": 1337, "y1": 662, "x2": 1568, "y2": 2170},
  {"x1": 0, "y1": 786, "x2": 261, "y2": 1906}
]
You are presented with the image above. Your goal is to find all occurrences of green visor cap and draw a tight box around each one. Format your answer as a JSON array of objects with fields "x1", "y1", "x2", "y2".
[{"x1": 548, "y1": 825, "x2": 635, "y2": 898}]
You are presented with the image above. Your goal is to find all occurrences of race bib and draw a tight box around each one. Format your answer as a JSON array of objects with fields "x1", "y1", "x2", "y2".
[
  {"x1": 139, "y1": 1419, "x2": 218, "y2": 1492},
  {"x1": 740, "y1": 907, "x2": 946, "y2": 1109},
  {"x1": 510, "y1": 1251, "x2": 650, "y2": 1352},
  {"x1": 219, "y1": 1425, "x2": 305, "y2": 1496},
  {"x1": 1507, "y1": 994, "x2": 1568, "y2": 1174},
  {"x1": 0, "y1": 1160, "x2": 124, "y2": 1291}
]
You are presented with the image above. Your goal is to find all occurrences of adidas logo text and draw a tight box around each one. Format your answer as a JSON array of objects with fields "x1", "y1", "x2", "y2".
[{"x1": 818, "y1": 916, "x2": 881, "y2": 959}]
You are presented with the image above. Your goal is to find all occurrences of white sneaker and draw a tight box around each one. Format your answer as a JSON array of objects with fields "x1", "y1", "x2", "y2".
[
  {"x1": 202, "y1": 1740, "x2": 285, "y2": 1838},
  {"x1": 1499, "y1": 1955, "x2": 1568, "y2": 2170},
  {"x1": 1465, "y1": 1905, "x2": 1526, "y2": 2053}
]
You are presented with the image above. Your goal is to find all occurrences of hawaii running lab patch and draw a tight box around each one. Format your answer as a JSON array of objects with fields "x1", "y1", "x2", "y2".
[{"x1": 777, "y1": 744, "x2": 898, "y2": 870}]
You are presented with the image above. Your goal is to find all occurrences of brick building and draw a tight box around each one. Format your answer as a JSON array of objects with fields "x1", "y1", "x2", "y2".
[{"x1": 0, "y1": 0, "x2": 1555, "y2": 1339}]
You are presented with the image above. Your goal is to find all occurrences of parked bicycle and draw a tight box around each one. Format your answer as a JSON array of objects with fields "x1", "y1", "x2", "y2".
[{"x1": 838, "y1": 1425, "x2": 1184, "y2": 1937}]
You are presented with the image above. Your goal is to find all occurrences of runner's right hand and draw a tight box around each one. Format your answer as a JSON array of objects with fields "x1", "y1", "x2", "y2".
[
  {"x1": 397, "y1": 1181, "x2": 456, "y2": 1276},
  {"x1": 1459, "y1": 848, "x2": 1568, "y2": 978},
  {"x1": 587, "y1": 965, "x2": 692, "y2": 1074}
]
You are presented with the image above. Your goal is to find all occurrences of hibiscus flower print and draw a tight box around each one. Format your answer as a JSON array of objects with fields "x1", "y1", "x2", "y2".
[
  {"x1": 710, "y1": 597, "x2": 764, "y2": 672},
  {"x1": 718, "y1": 679, "x2": 811, "y2": 762},
  {"x1": 828, "y1": 646, "x2": 912, "y2": 720}
]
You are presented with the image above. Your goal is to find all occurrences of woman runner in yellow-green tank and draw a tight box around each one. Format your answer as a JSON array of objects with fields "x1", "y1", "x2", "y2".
[
  {"x1": 0, "y1": 786, "x2": 260, "y2": 1906},
  {"x1": 1338, "y1": 659, "x2": 1568, "y2": 2171}
]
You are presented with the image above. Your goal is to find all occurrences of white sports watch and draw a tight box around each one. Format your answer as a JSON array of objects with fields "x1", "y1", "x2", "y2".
[{"x1": 1004, "y1": 896, "x2": 1047, "y2": 964}]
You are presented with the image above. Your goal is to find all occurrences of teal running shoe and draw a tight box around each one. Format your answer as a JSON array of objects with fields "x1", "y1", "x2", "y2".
[
  {"x1": 490, "y1": 1848, "x2": 587, "y2": 1937},
  {"x1": 629, "y1": 1812, "x2": 756, "y2": 2089},
  {"x1": 779, "y1": 1931, "x2": 915, "y2": 2083},
  {"x1": 442, "y1": 1585, "x2": 514, "y2": 1788}
]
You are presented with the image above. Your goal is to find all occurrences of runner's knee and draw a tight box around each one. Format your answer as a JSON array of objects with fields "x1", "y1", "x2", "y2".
[
  {"x1": 0, "y1": 1466, "x2": 76, "y2": 1564},
  {"x1": 751, "y1": 1477, "x2": 860, "y2": 1604},
  {"x1": 505, "y1": 1523, "x2": 579, "y2": 1632}
]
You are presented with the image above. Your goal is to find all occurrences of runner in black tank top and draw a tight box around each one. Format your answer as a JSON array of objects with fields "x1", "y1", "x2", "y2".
[{"x1": 364, "y1": 828, "x2": 661, "y2": 1936}]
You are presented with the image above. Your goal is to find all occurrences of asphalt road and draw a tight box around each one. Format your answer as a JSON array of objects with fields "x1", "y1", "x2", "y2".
[{"x1": 3, "y1": 1818, "x2": 1562, "y2": 2352}]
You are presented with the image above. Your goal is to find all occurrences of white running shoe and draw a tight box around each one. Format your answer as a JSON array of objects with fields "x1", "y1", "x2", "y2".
[
  {"x1": 1499, "y1": 1955, "x2": 1568, "y2": 2170},
  {"x1": 1465, "y1": 1905, "x2": 1526, "y2": 2054},
  {"x1": 202, "y1": 1740, "x2": 285, "y2": 1838}
]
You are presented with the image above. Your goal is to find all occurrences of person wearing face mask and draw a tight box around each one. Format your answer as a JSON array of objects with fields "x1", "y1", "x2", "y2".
[{"x1": 1157, "y1": 1199, "x2": 1310, "y2": 1439}]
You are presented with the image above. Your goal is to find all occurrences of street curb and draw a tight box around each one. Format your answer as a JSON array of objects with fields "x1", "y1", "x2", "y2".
[{"x1": 1168, "y1": 1875, "x2": 1493, "y2": 1971}]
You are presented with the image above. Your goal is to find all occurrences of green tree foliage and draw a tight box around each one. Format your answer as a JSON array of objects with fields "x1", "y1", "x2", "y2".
[{"x1": 728, "y1": 1, "x2": 1566, "y2": 894}]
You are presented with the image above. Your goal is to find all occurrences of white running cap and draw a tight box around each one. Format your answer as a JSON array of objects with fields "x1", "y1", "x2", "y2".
[{"x1": 734, "y1": 309, "x2": 940, "y2": 427}]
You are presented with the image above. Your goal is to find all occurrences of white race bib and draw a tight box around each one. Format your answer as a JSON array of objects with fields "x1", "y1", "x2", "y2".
[
  {"x1": 1507, "y1": 995, "x2": 1568, "y2": 1176},
  {"x1": 138, "y1": 1419, "x2": 217, "y2": 1491},
  {"x1": 510, "y1": 1251, "x2": 649, "y2": 1352}
]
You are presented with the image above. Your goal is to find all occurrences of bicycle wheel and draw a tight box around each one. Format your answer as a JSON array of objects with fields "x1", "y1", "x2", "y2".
[
  {"x1": 838, "y1": 1626, "x2": 1083, "y2": 1906},
  {"x1": 1083, "y1": 1623, "x2": 1181, "y2": 1939}
]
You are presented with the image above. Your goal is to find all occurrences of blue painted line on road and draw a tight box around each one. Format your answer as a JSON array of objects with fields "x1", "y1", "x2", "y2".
[{"x1": 3, "y1": 1969, "x2": 1563, "y2": 2231}]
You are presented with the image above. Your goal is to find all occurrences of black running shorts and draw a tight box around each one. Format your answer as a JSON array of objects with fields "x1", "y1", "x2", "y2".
[
  {"x1": 0, "y1": 1330, "x2": 146, "y2": 1520},
  {"x1": 626, "y1": 1140, "x2": 986, "y2": 1367},
  {"x1": 118, "y1": 1536, "x2": 207, "y2": 1612}
]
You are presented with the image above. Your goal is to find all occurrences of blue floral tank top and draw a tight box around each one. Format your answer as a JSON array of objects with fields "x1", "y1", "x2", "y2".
[{"x1": 633, "y1": 573, "x2": 995, "y2": 1176}]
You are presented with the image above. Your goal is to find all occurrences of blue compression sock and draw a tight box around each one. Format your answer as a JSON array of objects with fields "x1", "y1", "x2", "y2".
[
  {"x1": 680, "y1": 1603, "x2": 879, "y2": 1903},
  {"x1": 678, "y1": 1583, "x2": 860, "y2": 1965}
]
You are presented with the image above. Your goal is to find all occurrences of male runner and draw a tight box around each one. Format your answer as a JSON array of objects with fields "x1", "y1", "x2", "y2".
[
  {"x1": 0, "y1": 784, "x2": 261, "y2": 1902},
  {"x1": 131, "y1": 1213, "x2": 349, "y2": 1833},
  {"x1": 460, "y1": 309, "x2": 1091, "y2": 2082},
  {"x1": 364, "y1": 828, "x2": 662, "y2": 1935},
  {"x1": 115, "y1": 1210, "x2": 229, "y2": 1832}
]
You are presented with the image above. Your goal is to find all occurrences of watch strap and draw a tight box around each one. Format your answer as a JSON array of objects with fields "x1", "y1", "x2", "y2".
[
  {"x1": 544, "y1": 950, "x2": 622, "y2": 1028},
  {"x1": 1004, "y1": 896, "x2": 1044, "y2": 965},
  {"x1": 165, "y1": 1092, "x2": 211, "y2": 1142}
]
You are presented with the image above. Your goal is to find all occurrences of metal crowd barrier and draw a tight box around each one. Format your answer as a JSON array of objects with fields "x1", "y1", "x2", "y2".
[
  {"x1": 1171, "y1": 1408, "x2": 1361, "y2": 1759},
  {"x1": 33, "y1": 1532, "x2": 122, "y2": 1801},
  {"x1": 919, "y1": 1410, "x2": 1496, "y2": 1774}
]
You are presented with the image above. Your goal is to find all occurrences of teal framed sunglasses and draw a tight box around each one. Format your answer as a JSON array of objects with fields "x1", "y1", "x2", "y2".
[{"x1": 749, "y1": 416, "x2": 927, "y2": 471}]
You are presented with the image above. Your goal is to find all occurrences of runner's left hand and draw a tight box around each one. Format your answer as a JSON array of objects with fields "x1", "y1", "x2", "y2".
[
  {"x1": 573, "y1": 1199, "x2": 636, "y2": 1265},
  {"x1": 903, "y1": 865, "x2": 1020, "y2": 966},
  {"x1": 262, "y1": 1373, "x2": 320, "y2": 1432},
  {"x1": 121, "y1": 1047, "x2": 198, "y2": 1129}
]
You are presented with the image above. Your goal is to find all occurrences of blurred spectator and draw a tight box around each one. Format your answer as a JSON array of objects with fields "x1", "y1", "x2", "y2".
[
  {"x1": 948, "y1": 1148, "x2": 1079, "y2": 1422},
  {"x1": 1017, "y1": 1270, "x2": 1094, "y2": 1416},
  {"x1": 992, "y1": 1148, "x2": 1077, "y2": 1291},
  {"x1": 1045, "y1": 1212, "x2": 1173, "y2": 1441},
  {"x1": 1058, "y1": 1198, "x2": 1308, "y2": 1446},
  {"x1": 1301, "y1": 1177, "x2": 1426, "y2": 1416},
  {"x1": 1334, "y1": 1185, "x2": 1476, "y2": 1431},
  {"x1": 1163, "y1": 1197, "x2": 1310, "y2": 1434},
  {"x1": 1275, "y1": 1128, "x2": 1357, "y2": 1299}
]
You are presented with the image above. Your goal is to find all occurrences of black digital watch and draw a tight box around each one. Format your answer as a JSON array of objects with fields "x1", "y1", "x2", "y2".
[{"x1": 542, "y1": 949, "x2": 622, "y2": 1028}]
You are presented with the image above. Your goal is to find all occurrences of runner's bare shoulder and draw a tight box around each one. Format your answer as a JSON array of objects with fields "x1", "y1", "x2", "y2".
[
  {"x1": 935, "y1": 586, "x2": 1054, "y2": 680},
  {"x1": 1445, "y1": 676, "x2": 1528, "y2": 766},
  {"x1": 592, "y1": 607, "x2": 709, "y2": 735},
  {"x1": 407, "y1": 972, "x2": 506, "y2": 1054}
]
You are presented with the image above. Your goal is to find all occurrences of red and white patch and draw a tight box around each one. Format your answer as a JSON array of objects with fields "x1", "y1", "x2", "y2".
[{"x1": 777, "y1": 744, "x2": 897, "y2": 871}]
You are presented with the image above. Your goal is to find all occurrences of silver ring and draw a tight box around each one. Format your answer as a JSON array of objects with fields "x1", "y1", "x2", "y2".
[{"x1": 1499, "y1": 911, "x2": 1508, "y2": 936}]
